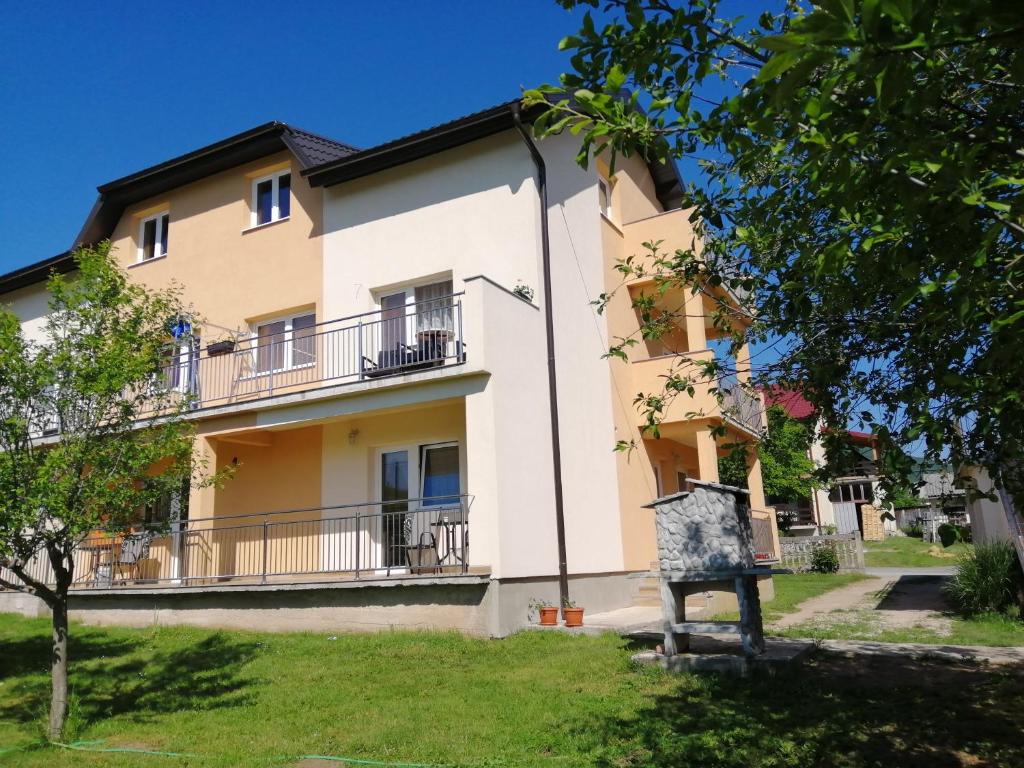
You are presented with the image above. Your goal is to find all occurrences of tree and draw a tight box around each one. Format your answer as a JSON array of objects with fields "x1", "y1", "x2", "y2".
[
  {"x1": 719, "y1": 403, "x2": 817, "y2": 496},
  {"x1": 0, "y1": 244, "x2": 222, "y2": 739},
  {"x1": 526, "y1": 0, "x2": 1024, "y2": 503}
]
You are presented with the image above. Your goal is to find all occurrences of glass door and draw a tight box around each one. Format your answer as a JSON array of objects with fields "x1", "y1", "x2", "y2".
[
  {"x1": 379, "y1": 292, "x2": 408, "y2": 371},
  {"x1": 380, "y1": 449, "x2": 413, "y2": 570}
]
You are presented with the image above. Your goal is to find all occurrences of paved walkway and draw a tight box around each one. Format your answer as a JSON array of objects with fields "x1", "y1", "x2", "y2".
[
  {"x1": 865, "y1": 566, "x2": 956, "y2": 577},
  {"x1": 813, "y1": 638, "x2": 1024, "y2": 666}
]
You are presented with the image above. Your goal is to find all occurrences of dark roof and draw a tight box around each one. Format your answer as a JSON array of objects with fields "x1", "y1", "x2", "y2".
[
  {"x1": 1, "y1": 99, "x2": 686, "y2": 295},
  {"x1": 304, "y1": 99, "x2": 685, "y2": 212},
  {"x1": 0, "y1": 122, "x2": 355, "y2": 295}
]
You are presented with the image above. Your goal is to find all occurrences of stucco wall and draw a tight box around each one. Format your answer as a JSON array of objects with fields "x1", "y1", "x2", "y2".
[
  {"x1": 106, "y1": 149, "x2": 324, "y2": 338},
  {"x1": 3, "y1": 281, "x2": 53, "y2": 345}
]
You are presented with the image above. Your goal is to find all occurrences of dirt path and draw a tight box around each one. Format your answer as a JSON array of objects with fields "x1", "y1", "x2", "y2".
[{"x1": 773, "y1": 575, "x2": 954, "y2": 637}]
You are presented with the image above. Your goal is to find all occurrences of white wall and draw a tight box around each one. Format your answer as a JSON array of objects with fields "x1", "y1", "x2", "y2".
[
  {"x1": 321, "y1": 132, "x2": 541, "y2": 317},
  {"x1": 964, "y1": 466, "x2": 1013, "y2": 544},
  {"x1": 320, "y1": 129, "x2": 628, "y2": 578},
  {"x1": 2, "y1": 282, "x2": 51, "y2": 345}
]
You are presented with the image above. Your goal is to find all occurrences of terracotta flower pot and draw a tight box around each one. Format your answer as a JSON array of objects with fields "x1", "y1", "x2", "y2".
[
  {"x1": 563, "y1": 607, "x2": 584, "y2": 627},
  {"x1": 538, "y1": 606, "x2": 559, "y2": 626}
]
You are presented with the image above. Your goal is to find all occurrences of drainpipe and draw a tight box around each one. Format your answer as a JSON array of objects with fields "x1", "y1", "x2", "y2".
[{"x1": 512, "y1": 104, "x2": 570, "y2": 614}]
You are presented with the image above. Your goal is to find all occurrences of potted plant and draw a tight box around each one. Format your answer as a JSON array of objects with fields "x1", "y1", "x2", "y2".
[
  {"x1": 529, "y1": 597, "x2": 558, "y2": 626},
  {"x1": 207, "y1": 338, "x2": 236, "y2": 356},
  {"x1": 562, "y1": 598, "x2": 584, "y2": 628}
]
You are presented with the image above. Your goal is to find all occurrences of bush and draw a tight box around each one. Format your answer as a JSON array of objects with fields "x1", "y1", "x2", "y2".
[
  {"x1": 945, "y1": 542, "x2": 1024, "y2": 615},
  {"x1": 902, "y1": 522, "x2": 924, "y2": 538},
  {"x1": 809, "y1": 544, "x2": 840, "y2": 573},
  {"x1": 937, "y1": 522, "x2": 959, "y2": 548}
]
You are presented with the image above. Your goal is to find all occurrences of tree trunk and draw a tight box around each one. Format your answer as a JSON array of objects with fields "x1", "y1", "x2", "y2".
[{"x1": 48, "y1": 596, "x2": 69, "y2": 741}]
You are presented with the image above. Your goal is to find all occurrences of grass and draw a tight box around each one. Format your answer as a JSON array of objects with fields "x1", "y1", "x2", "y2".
[
  {"x1": 776, "y1": 608, "x2": 1024, "y2": 647},
  {"x1": 714, "y1": 572, "x2": 871, "y2": 622},
  {"x1": 1, "y1": 612, "x2": 1023, "y2": 768},
  {"x1": 863, "y1": 535, "x2": 972, "y2": 567}
]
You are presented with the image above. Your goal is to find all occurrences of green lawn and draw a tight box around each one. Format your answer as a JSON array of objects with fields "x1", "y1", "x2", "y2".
[
  {"x1": 4, "y1": 613, "x2": 1023, "y2": 768},
  {"x1": 863, "y1": 535, "x2": 972, "y2": 567}
]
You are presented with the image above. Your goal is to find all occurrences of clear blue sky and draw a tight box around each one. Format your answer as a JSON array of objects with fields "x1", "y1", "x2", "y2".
[{"x1": 0, "y1": 0, "x2": 593, "y2": 273}]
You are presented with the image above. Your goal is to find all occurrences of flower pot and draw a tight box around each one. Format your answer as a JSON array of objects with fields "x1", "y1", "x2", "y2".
[
  {"x1": 207, "y1": 339, "x2": 236, "y2": 356},
  {"x1": 538, "y1": 606, "x2": 559, "y2": 626},
  {"x1": 563, "y1": 607, "x2": 584, "y2": 627}
]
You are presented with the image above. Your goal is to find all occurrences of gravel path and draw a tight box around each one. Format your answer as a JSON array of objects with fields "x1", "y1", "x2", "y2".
[{"x1": 773, "y1": 575, "x2": 955, "y2": 637}]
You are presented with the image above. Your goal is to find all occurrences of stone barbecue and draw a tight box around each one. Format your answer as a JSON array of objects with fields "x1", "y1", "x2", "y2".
[
  {"x1": 654, "y1": 482, "x2": 756, "y2": 573},
  {"x1": 642, "y1": 479, "x2": 774, "y2": 663}
]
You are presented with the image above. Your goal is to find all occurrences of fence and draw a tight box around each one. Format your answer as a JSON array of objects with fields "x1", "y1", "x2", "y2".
[
  {"x1": 1, "y1": 497, "x2": 471, "y2": 591},
  {"x1": 778, "y1": 532, "x2": 865, "y2": 571}
]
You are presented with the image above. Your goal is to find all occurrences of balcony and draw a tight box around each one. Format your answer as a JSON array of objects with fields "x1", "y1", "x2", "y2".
[
  {"x1": 630, "y1": 351, "x2": 763, "y2": 436},
  {"x1": 2, "y1": 497, "x2": 475, "y2": 593},
  {"x1": 157, "y1": 294, "x2": 466, "y2": 413}
]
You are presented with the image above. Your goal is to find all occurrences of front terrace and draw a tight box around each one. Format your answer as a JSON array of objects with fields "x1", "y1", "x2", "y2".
[{"x1": 4, "y1": 497, "x2": 475, "y2": 592}]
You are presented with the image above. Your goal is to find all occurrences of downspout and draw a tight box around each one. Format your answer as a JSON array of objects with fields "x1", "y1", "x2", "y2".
[{"x1": 512, "y1": 104, "x2": 570, "y2": 614}]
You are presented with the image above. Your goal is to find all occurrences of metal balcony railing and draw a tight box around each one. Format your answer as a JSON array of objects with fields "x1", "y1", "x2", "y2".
[
  {"x1": 720, "y1": 376, "x2": 763, "y2": 434},
  {"x1": 155, "y1": 294, "x2": 466, "y2": 412},
  {"x1": 0, "y1": 497, "x2": 472, "y2": 591}
]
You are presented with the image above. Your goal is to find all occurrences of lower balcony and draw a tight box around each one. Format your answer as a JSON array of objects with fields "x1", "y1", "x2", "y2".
[{"x1": 5, "y1": 498, "x2": 476, "y2": 593}]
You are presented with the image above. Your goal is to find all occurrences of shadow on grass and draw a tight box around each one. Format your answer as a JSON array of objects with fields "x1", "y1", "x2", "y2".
[
  {"x1": 0, "y1": 627, "x2": 259, "y2": 728},
  {"x1": 585, "y1": 653, "x2": 1024, "y2": 768}
]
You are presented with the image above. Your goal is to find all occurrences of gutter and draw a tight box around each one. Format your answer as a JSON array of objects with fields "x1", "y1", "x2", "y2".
[{"x1": 511, "y1": 104, "x2": 570, "y2": 615}]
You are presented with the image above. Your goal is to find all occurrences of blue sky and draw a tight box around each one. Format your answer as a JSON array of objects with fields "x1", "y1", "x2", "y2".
[{"x1": 0, "y1": 0, "x2": 591, "y2": 273}]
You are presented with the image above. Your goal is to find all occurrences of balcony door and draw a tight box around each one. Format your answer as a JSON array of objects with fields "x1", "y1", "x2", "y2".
[
  {"x1": 380, "y1": 448, "x2": 416, "y2": 571},
  {"x1": 377, "y1": 442, "x2": 462, "y2": 572}
]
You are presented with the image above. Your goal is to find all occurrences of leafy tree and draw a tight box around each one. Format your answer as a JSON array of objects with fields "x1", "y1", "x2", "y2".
[
  {"x1": 527, "y1": 0, "x2": 1024, "y2": 503},
  {"x1": 718, "y1": 405, "x2": 817, "y2": 499},
  {"x1": 0, "y1": 245, "x2": 224, "y2": 739}
]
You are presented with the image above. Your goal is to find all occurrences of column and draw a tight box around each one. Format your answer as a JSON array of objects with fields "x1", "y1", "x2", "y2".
[
  {"x1": 695, "y1": 426, "x2": 719, "y2": 483},
  {"x1": 735, "y1": 340, "x2": 752, "y2": 384},
  {"x1": 745, "y1": 450, "x2": 767, "y2": 509},
  {"x1": 683, "y1": 287, "x2": 707, "y2": 351}
]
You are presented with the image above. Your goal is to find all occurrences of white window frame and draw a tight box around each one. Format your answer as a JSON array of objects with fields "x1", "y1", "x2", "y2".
[
  {"x1": 250, "y1": 311, "x2": 316, "y2": 374},
  {"x1": 250, "y1": 169, "x2": 291, "y2": 228},
  {"x1": 419, "y1": 441, "x2": 461, "y2": 507},
  {"x1": 137, "y1": 211, "x2": 170, "y2": 262}
]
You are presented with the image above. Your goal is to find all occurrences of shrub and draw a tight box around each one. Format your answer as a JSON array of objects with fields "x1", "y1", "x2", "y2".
[
  {"x1": 945, "y1": 542, "x2": 1024, "y2": 615},
  {"x1": 937, "y1": 522, "x2": 960, "y2": 548},
  {"x1": 809, "y1": 544, "x2": 840, "y2": 573},
  {"x1": 902, "y1": 522, "x2": 924, "y2": 538}
]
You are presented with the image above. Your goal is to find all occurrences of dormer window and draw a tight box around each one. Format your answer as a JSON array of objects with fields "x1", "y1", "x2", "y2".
[
  {"x1": 139, "y1": 212, "x2": 169, "y2": 262},
  {"x1": 252, "y1": 169, "x2": 291, "y2": 227}
]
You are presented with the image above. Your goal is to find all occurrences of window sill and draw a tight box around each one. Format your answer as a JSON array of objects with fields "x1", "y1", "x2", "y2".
[
  {"x1": 128, "y1": 254, "x2": 169, "y2": 268},
  {"x1": 599, "y1": 212, "x2": 623, "y2": 234},
  {"x1": 242, "y1": 217, "x2": 290, "y2": 235}
]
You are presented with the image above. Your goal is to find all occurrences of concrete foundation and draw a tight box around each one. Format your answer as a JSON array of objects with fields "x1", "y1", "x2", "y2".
[{"x1": 0, "y1": 570, "x2": 640, "y2": 638}]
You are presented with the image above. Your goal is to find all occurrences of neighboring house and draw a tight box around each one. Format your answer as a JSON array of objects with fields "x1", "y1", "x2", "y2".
[
  {"x1": 0, "y1": 101, "x2": 773, "y2": 636},
  {"x1": 891, "y1": 465, "x2": 969, "y2": 532},
  {"x1": 761, "y1": 387, "x2": 883, "y2": 537}
]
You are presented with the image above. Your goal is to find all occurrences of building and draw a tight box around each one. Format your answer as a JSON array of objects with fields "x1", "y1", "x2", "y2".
[
  {"x1": 0, "y1": 101, "x2": 774, "y2": 636},
  {"x1": 761, "y1": 387, "x2": 883, "y2": 536}
]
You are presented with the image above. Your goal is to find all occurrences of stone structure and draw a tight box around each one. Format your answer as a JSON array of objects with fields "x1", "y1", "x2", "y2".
[
  {"x1": 654, "y1": 482, "x2": 756, "y2": 572},
  {"x1": 644, "y1": 480, "x2": 770, "y2": 660}
]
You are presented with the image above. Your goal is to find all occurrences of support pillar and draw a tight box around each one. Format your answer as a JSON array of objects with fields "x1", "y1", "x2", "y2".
[
  {"x1": 735, "y1": 341, "x2": 752, "y2": 384},
  {"x1": 660, "y1": 580, "x2": 689, "y2": 655},
  {"x1": 745, "y1": 450, "x2": 767, "y2": 510},
  {"x1": 735, "y1": 574, "x2": 766, "y2": 656},
  {"x1": 683, "y1": 289, "x2": 707, "y2": 351},
  {"x1": 695, "y1": 426, "x2": 719, "y2": 483}
]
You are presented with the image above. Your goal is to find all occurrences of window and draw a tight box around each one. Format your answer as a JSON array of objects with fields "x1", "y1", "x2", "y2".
[
  {"x1": 138, "y1": 212, "x2": 170, "y2": 262},
  {"x1": 157, "y1": 337, "x2": 199, "y2": 394},
  {"x1": 598, "y1": 178, "x2": 612, "y2": 218},
  {"x1": 421, "y1": 443, "x2": 460, "y2": 506},
  {"x1": 253, "y1": 312, "x2": 315, "y2": 373},
  {"x1": 251, "y1": 169, "x2": 291, "y2": 227}
]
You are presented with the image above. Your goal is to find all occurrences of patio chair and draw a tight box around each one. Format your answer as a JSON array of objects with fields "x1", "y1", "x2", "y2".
[
  {"x1": 406, "y1": 531, "x2": 441, "y2": 575},
  {"x1": 113, "y1": 533, "x2": 152, "y2": 584}
]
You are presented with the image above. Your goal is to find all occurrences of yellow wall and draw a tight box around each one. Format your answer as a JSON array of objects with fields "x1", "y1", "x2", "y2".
[{"x1": 107, "y1": 150, "x2": 324, "y2": 340}]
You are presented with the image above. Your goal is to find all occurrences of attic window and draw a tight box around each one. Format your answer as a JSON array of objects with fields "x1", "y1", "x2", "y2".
[
  {"x1": 139, "y1": 212, "x2": 169, "y2": 262},
  {"x1": 251, "y1": 170, "x2": 291, "y2": 227}
]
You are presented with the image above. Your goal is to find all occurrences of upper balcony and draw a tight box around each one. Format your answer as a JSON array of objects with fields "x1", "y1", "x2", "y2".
[
  {"x1": 630, "y1": 350, "x2": 763, "y2": 437},
  {"x1": 158, "y1": 294, "x2": 467, "y2": 413}
]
